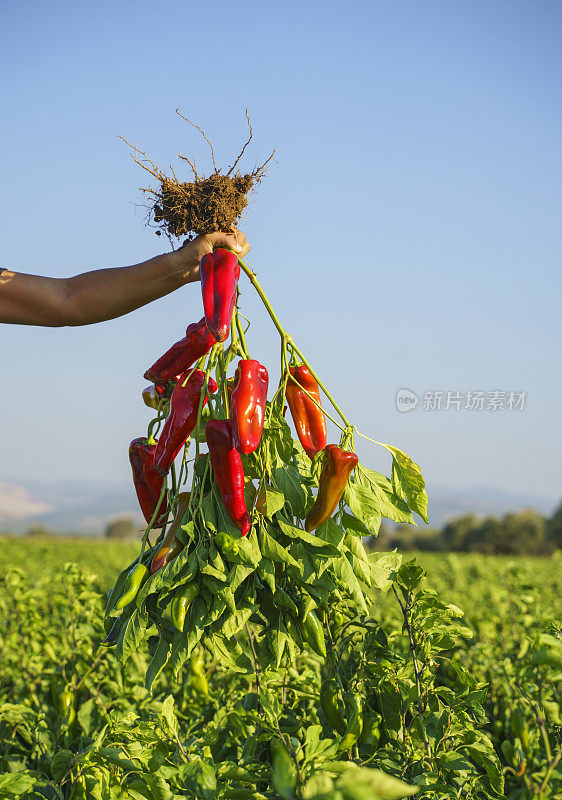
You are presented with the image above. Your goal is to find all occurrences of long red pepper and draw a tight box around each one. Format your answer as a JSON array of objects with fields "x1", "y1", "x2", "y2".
[
  {"x1": 199, "y1": 249, "x2": 240, "y2": 342},
  {"x1": 154, "y1": 370, "x2": 218, "y2": 476},
  {"x1": 230, "y1": 359, "x2": 269, "y2": 454},
  {"x1": 129, "y1": 438, "x2": 168, "y2": 527},
  {"x1": 285, "y1": 365, "x2": 327, "y2": 459},
  {"x1": 206, "y1": 419, "x2": 251, "y2": 536},
  {"x1": 144, "y1": 318, "x2": 216, "y2": 385},
  {"x1": 305, "y1": 444, "x2": 358, "y2": 531}
]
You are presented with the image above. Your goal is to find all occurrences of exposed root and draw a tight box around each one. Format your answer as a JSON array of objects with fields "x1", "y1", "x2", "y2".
[{"x1": 120, "y1": 111, "x2": 275, "y2": 238}]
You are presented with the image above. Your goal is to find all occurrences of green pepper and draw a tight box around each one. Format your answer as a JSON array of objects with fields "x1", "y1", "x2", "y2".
[
  {"x1": 320, "y1": 679, "x2": 346, "y2": 735},
  {"x1": 190, "y1": 650, "x2": 209, "y2": 696},
  {"x1": 215, "y1": 531, "x2": 240, "y2": 560},
  {"x1": 171, "y1": 583, "x2": 198, "y2": 631},
  {"x1": 332, "y1": 610, "x2": 347, "y2": 633},
  {"x1": 115, "y1": 563, "x2": 148, "y2": 610},
  {"x1": 511, "y1": 707, "x2": 530, "y2": 754},
  {"x1": 58, "y1": 687, "x2": 75, "y2": 727},
  {"x1": 271, "y1": 738, "x2": 297, "y2": 800},
  {"x1": 301, "y1": 610, "x2": 326, "y2": 657},
  {"x1": 338, "y1": 694, "x2": 363, "y2": 751},
  {"x1": 359, "y1": 711, "x2": 381, "y2": 749}
]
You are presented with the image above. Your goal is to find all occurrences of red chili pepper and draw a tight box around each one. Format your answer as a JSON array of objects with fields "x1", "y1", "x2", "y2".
[
  {"x1": 305, "y1": 444, "x2": 358, "y2": 531},
  {"x1": 144, "y1": 318, "x2": 216, "y2": 385},
  {"x1": 199, "y1": 249, "x2": 240, "y2": 342},
  {"x1": 285, "y1": 365, "x2": 327, "y2": 459},
  {"x1": 206, "y1": 419, "x2": 251, "y2": 536},
  {"x1": 154, "y1": 370, "x2": 218, "y2": 475},
  {"x1": 230, "y1": 359, "x2": 269, "y2": 454},
  {"x1": 129, "y1": 438, "x2": 168, "y2": 527}
]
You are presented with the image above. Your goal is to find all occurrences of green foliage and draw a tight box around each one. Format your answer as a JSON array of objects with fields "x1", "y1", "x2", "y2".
[
  {"x1": 546, "y1": 499, "x2": 562, "y2": 550},
  {"x1": 0, "y1": 542, "x2": 560, "y2": 799},
  {"x1": 373, "y1": 507, "x2": 555, "y2": 555}
]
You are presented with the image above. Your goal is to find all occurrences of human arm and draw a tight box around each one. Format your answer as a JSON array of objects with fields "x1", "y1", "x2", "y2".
[{"x1": 0, "y1": 230, "x2": 249, "y2": 327}]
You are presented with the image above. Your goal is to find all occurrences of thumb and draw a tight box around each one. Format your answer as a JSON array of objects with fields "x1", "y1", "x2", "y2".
[{"x1": 207, "y1": 231, "x2": 243, "y2": 253}]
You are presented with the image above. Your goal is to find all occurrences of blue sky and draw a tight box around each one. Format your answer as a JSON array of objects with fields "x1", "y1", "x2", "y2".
[{"x1": 1, "y1": 0, "x2": 560, "y2": 511}]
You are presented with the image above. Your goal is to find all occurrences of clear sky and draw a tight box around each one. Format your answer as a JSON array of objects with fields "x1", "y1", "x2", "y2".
[{"x1": 1, "y1": 0, "x2": 561, "y2": 510}]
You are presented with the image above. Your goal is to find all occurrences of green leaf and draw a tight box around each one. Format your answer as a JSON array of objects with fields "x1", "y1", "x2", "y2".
[
  {"x1": 51, "y1": 749, "x2": 74, "y2": 782},
  {"x1": 265, "y1": 417, "x2": 294, "y2": 468},
  {"x1": 135, "y1": 548, "x2": 198, "y2": 607},
  {"x1": 259, "y1": 486, "x2": 287, "y2": 519},
  {"x1": 260, "y1": 523, "x2": 302, "y2": 572},
  {"x1": 344, "y1": 482, "x2": 382, "y2": 536},
  {"x1": 332, "y1": 555, "x2": 368, "y2": 612},
  {"x1": 77, "y1": 697, "x2": 95, "y2": 736},
  {"x1": 136, "y1": 774, "x2": 173, "y2": 800},
  {"x1": 117, "y1": 607, "x2": 150, "y2": 663},
  {"x1": 258, "y1": 557, "x2": 276, "y2": 593},
  {"x1": 199, "y1": 491, "x2": 218, "y2": 531},
  {"x1": 168, "y1": 597, "x2": 206, "y2": 676},
  {"x1": 316, "y1": 518, "x2": 345, "y2": 549},
  {"x1": 355, "y1": 464, "x2": 414, "y2": 525},
  {"x1": 145, "y1": 635, "x2": 171, "y2": 692},
  {"x1": 221, "y1": 606, "x2": 253, "y2": 639},
  {"x1": 199, "y1": 562, "x2": 227, "y2": 582},
  {"x1": 273, "y1": 465, "x2": 309, "y2": 517},
  {"x1": 342, "y1": 510, "x2": 372, "y2": 538},
  {"x1": 160, "y1": 695, "x2": 178, "y2": 738},
  {"x1": 205, "y1": 632, "x2": 252, "y2": 673},
  {"x1": 368, "y1": 552, "x2": 403, "y2": 592},
  {"x1": 336, "y1": 767, "x2": 418, "y2": 799},
  {"x1": 0, "y1": 772, "x2": 37, "y2": 796},
  {"x1": 463, "y1": 740, "x2": 504, "y2": 795},
  {"x1": 277, "y1": 517, "x2": 340, "y2": 555},
  {"x1": 310, "y1": 450, "x2": 326, "y2": 484},
  {"x1": 268, "y1": 621, "x2": 289, "y2": 669},
  {"x1": 384, "y1": 445, "x2": 429, "y2": 524},
  {"x1": 229, "y1": 563, "x2": 255, "y2": 591}
]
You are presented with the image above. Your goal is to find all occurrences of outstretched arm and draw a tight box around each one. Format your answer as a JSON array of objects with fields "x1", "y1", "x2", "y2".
[{"x1": 0, "y1": 231, "x2": 249, "y2": 327}]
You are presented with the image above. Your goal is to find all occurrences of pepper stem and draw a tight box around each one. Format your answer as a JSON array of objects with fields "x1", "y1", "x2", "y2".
[{"x1": 234, "y1": 254, "x2": 351, "y2": 430}]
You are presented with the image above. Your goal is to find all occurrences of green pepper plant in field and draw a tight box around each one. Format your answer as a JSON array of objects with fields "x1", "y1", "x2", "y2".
[{"x1": 105, "y1": 247, "x2": 430, "y2": 695}]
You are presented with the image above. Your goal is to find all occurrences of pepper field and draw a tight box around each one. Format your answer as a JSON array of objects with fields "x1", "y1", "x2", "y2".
[{"x1": 0, "y1": 537, "x2": 560, "y2": 799}]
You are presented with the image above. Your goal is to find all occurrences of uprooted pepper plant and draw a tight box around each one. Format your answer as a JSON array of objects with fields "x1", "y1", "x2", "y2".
[{"x1": 99, "y1": 118, "x2": 510, "y2": 800}]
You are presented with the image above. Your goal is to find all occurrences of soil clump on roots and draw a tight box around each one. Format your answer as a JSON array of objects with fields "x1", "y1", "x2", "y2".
[{"x1": 121, "y1": 110, "x2": 274, "y2": 239}]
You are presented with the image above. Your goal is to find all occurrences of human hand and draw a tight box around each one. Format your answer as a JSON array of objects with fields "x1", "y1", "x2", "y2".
[{"x1": 167, "y1": 229, "x2": 250, "y2": 281}]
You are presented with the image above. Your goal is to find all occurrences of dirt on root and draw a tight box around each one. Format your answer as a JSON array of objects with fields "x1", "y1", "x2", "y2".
[{"x1": 121, "y1": 110, "x2": 274, "y2": 239}]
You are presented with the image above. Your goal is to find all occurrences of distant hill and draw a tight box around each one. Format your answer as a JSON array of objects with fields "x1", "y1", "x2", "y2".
[
  {"x1": 0, "y1": 475, "x2": 558, "y2": 535},
  {"x1": 0, "y1": 477, "x2": 143, "y2": 535},
  {"x1": 422, "y1": 485, "x2": 558, "y2": 528}
]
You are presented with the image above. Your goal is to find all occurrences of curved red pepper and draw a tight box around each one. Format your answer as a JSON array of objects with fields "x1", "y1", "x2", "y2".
[
  {"x1": 129, "y1": 438, "x2": 168, "y2": 527},
  {"x1": 285, "y1": 365, "x2": 327, "y2": 459},
  {"x1": 199, "y1": 249, "x2": 240, "y2": 342},
  {"x1": 154, "y1": 370, "x2": 218, "y2": 475},
  {"x1": 206, "y1": 419, "x2": 251, "y2": 536},
  {"x1": 305, "y1": 445, "x2": 358, "y2": 532},
  {"x1": 230, "y1": 359, "x2": 269, "y2": 454},
  {"x1": 144, "y1": 318, "x2": 216, "y2": 385}
]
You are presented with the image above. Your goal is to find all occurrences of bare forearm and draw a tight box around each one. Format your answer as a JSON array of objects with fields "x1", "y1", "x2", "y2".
[
  {"x1": 0, "y1": 231, "x2": 249, "y2": 327},
  {"x1": 64, "y1": 251, "x2": 197, "y2": 326}
]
